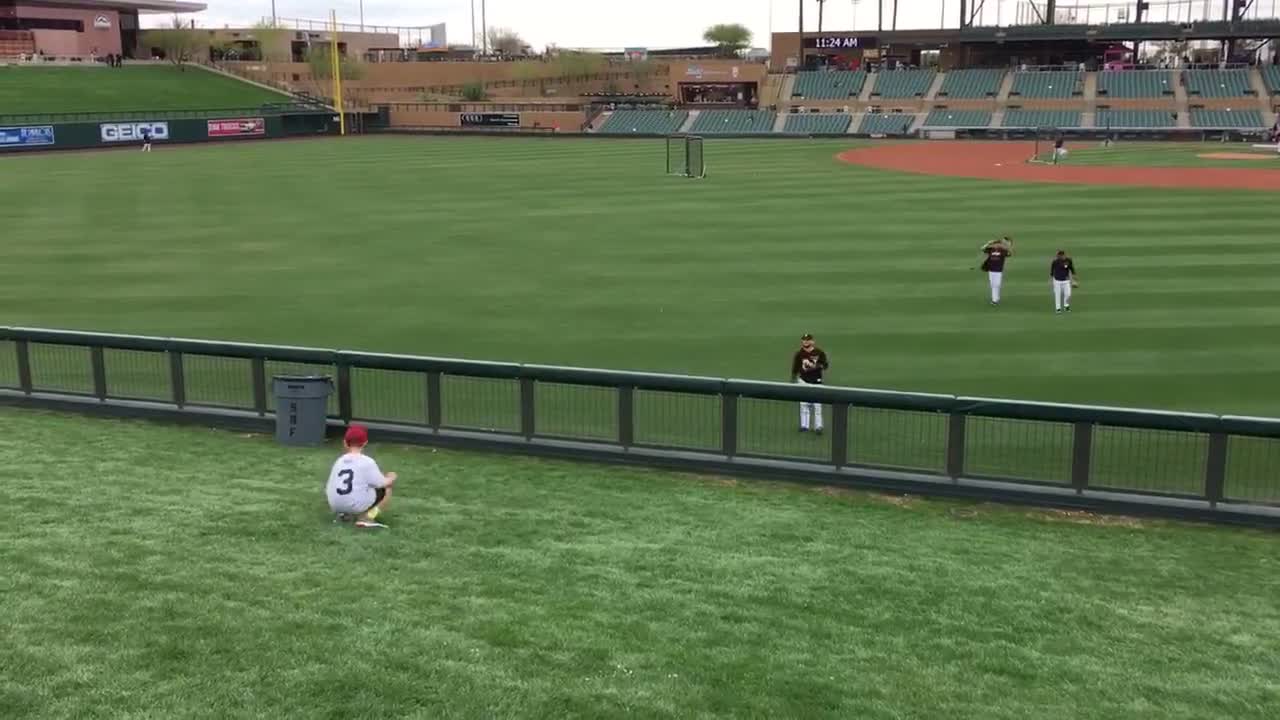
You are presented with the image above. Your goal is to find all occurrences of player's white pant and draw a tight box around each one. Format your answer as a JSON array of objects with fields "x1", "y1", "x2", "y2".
[
  {"x1": 988, "y1": 271, "x2": 1003, "y2": 303},
  {"x1": 1054, "y1": 147, "x2": 1068, "y2": 162},
  {"x1": 1053, "y1": 279, "x2": 1073, "y2": 310},
  {"x1": 797, "y1": 379, "x2": 823, "y2": 430}
]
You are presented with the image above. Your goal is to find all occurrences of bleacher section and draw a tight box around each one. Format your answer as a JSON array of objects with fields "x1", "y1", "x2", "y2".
[
  {"x1": 0, "y1": 30, "x2": 35, "y2": 58},
  {"x1": 1190, "y1": 109, "x2": 1266, "y2": 128},
  {"x1": 1097, "y1": 71, "x2": 1174, "y2": 98},
  {"x1": 922, "y1": 109, "x2": 992, "y2": 127},
  {"x1": 1264, "y1": 66, "x2": 1280, "y2": 95},
  {"x1": 598, "y1": 110, "x2": 689, "y2": 134},
  {"x1": 1095, "y1": 109, "x2": 1177, "y2": 128},
  {"x1": 1183, "y1": 69, "x2": 1253, "y2": 97},
  {"x1": 1009, "y1": 71, "x2": 1082, "y2": 98},
  {"x1": 1002, "y1": 109, "x2": 1082, "y2": 127},
  {"x1": 936, "y1": 69, "x2": 1004, "y2": 98},
  {"x1": 791, "y1": 70, "x2": 867, "y2": 99},
  {"x1": 782, "y1": 113, "x2": 852, "y2": 134},
  {"x1": 859, "y1": 113, "x2": 914, "y2": 135},
  {"x1": 871, "y1": 70, "x2": 935, "y2": 98},
  {"x1": 689, "y1": 110, "x2": 777, "y2": 134}
]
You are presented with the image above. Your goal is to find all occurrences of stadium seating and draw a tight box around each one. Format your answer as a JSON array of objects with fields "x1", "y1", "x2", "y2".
[
  {"x1": 922, "y1": 109, "x2": 992, "y2": 127},
  {"x1": 0, "y1": 30, "x2": 35, "y2": 58},
  {"x1": 858, "y1": 113, "x2": 914, "y2": 134},
  {"x1": 1183, "y1": 69, "x2": 1253, "y2": 97},
  {"x1": 597, "y1": 110, "x2": 689, "y2": 134},
  {"x1": 791, "y1": 70, "x2": 868, "y2": 99},
  {"x1": 782, "y1": 113, "x2": 852, "y2": 134},
  {"x1": 1009, "y1": 71, "x2": 1082, "y2": 98},
  {"x1": 1095, "y1": 109, "x2": 1177, "y2": 128},
  {"x1": 936, "y1": 69, "x2": 1004, "y2": 98},
  {"x1": 1190, "y1": 109, "x2": 1266, "y2": 128},
  {"x1": 1260, "y1": 66, "x2": 1280, "y2": 94},
  {"x1": 1001, "y1": 109, "x2": 1082, "y2": 127},
  {"x1": 870, "y1": 70, "x2": 936, "y2": 98},
  {"x1": 688, "y1": 110, "x2": 777, "y2": 134},
  {"x1": 1097, "y1": 71, "x2": 1174, "y2": 98}
]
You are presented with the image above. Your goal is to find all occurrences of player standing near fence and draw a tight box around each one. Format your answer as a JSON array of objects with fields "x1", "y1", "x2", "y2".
[
  {"x1": 791, "y1": 334, "x2": 830, "y2": 434},
  {"x1": 978, "y1": 237, "x2": 1014, "y2": 306},
  {"x1": 1050, "y1": 250, "x2": 1079, "y2": 313}
]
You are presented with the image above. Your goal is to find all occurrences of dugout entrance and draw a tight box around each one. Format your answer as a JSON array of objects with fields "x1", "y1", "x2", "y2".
[{"x1": 666, "y1": 134, "x2": 706, "y2": 178}]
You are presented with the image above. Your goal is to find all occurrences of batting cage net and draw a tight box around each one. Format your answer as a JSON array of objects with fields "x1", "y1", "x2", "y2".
[
  {"x1": 1029, "y1": 127, "x2": 1062, "y2": 164},
  {"x1": 666, "y1": 135, "x2": 706, "y2": 178}
]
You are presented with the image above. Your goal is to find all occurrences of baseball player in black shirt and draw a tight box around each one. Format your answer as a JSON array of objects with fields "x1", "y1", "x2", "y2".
[
  {"x1": 979, "y1": 237, "x2": 1013, "y2": 306},
  {"x1": 791, "y1": 334, "x2": 829, "y2": 434},
  {"x1": 1050, "y1": 250, "x2": 1079, "y2": 313}
]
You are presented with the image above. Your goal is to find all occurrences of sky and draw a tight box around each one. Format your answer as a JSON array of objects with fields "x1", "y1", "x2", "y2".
[{"x1": 164, "y1": 2, "x2": 1233, "y2": 49}]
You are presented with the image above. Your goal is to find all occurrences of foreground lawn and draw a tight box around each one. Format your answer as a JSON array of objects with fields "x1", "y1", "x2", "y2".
[
  {"x1": 0, "y1": 65, "x2": 288, "y2": 114},
  {"x1": 3, "y1": 136, "x2": 1280, "y2": 415},
  {"x1": 1, "y1": 409, "x2": 1277, "y2": 718}
]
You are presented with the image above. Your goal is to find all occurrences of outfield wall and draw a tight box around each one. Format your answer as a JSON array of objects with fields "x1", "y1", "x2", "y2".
[
  {"x1": 2, "y1": 326, "x2": 1277, "y2": 527},
  {"x1": 0, "y1": 108, "x2": 338, "y2": 152}
]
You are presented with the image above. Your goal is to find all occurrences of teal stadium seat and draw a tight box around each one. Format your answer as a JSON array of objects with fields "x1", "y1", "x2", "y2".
[
  {"x1": 782, "y1": 113, "x2": 852, "y2": 134},
  {"x1": 936, "y1": 69, "x2": 1004, "y2": 98},
  {"x1": 1190, "y1": 109, "x2": 1265, "y2": 128},
  {"x1": 688, "y1": 110, "x2": 777, "y2": 134},
  {"x1": 1095, "y1": 109, "x2": 1177, "y2": 128},
  {"x1": 598, "y1": 110, "x2": 689, "y2": 134},
  {"x1": 791, "y1": 70, "x2": 868, "y2": 99},
  {"x1": 871, "y1": 70, "x2": 935, "y2": 98},
  {"x1": 1183, "y1": 69, "x2": 1252, "y2": 97},
  {"x1": 1001, "y1": 109, "x2": 1082, "y2": 127},
  {"x1": 922, "y1": 109, "x2": 992, "y2": 127},
  {"x1": 1260, "y1": 66, "x2": 1280, "y2": 94},
  {"x1": 1097, "y1": 71, "x2": 1174, "y2": 98},
  {"x1": 1009, "y1": 71, "x2": 1081, "y2": 98},
  {"x1": 858, "y1": 113, "x2": 913, "y2": 135}
]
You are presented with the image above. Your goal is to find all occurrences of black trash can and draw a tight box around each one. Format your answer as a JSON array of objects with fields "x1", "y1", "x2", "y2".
[{"x1": 272, "y1": 375, "x2": 333, "y2": 446}]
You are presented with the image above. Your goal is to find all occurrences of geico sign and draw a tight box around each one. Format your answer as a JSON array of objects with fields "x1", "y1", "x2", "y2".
[{"x1": 100, "y1": 122, "x2": 170, "y2": 143}]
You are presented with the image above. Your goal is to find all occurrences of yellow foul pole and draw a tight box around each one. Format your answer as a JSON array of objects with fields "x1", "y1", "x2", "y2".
[{"x1": 330, "y1": 10, "x2": 346, "y2": 135}]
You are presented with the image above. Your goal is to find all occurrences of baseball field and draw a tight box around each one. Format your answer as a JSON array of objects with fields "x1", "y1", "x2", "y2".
[{"x1": 3, "y1": 136, "x2": 1279, "y2": 415}]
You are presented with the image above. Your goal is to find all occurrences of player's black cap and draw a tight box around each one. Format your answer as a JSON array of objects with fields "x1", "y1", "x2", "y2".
[{"x1": 801, "y1": 333, "x2": 814, "y2": 341}]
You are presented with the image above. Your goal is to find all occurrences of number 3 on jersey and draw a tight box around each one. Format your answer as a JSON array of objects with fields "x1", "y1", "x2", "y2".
[{"x1": 336, "y1": 468, "x2": 354, "y2": 495}]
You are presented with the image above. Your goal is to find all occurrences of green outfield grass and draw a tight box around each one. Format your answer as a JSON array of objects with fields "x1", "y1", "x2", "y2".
[
  {"x1": 0, "y1": 65, "x2": 289, "y2": 114},
  {"x1": 3, "y1": 136, "x2": 1280, "y2": 416},
  {"x1": 1059, "y1": 142, "x2": 1280, "y2": 168},
  {"x1": 2, "y1": 409, "x2": 1277, "y2": 719}
]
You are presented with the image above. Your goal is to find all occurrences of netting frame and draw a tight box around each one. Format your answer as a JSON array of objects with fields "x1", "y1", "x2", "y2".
[
  {"x1": 665, "y1": 134, "x2": 706, "y2": 178},
  {"x1": 1028, "y1": 126, "x2": 1063, "y2": 165}
]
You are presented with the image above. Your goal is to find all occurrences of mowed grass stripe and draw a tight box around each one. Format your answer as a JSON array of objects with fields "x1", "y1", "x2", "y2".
[{"x1": 2, "y1": 137, "x2": 1278, "y2": 416}]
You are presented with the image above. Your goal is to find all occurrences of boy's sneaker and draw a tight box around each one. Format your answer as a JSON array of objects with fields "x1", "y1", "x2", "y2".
[
  {"x1": 355, "y1": 520, "x2": 388, "y2": 530},
  {"x1": 334, "y1": 513, "x2": 355, "y2": 524}
]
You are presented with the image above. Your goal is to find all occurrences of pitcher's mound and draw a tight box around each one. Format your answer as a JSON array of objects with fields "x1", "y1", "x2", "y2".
[{"x1": 1198, "y1": 152, "x2": 1276, "y2": 161}]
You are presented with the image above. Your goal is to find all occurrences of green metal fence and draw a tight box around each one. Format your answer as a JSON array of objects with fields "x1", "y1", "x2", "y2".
[{"x1": 2, "y1": 327, "x2": 1277, "y2": 525}]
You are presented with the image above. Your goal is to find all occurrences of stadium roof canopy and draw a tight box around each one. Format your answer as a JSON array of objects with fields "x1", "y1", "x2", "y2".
[{"x1": 22, "y1": 0, "x2": 207, "y2": 13}]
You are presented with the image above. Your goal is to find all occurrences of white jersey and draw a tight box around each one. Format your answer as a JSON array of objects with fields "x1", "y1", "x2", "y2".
[{"x1": 325, "y1": 452, "x2": 388, "y2": 513}]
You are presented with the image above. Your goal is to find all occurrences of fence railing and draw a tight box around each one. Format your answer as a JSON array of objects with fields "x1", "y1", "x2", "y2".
[
  {"x1": 1, "y1": 327, "x2": 1277, "y2": 524},
  {"x1": 0, "y1": 103, "x2": 330, "y2": 125}
]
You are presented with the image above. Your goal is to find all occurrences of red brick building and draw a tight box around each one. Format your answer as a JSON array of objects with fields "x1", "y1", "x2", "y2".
[{"x1": 0, "y1": 0, "x2": 204, "y2": 58}]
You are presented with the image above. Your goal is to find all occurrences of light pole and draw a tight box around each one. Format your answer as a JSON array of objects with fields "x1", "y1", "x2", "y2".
[
  {"x1": 851, "y1": 0, "x2": 858, "y2": 30},
  {"x1": 360, "y1": 0, "x2": 365, "y2": 31},
  {"x1": 481, "y1": 0, "x2": 488, "y2": 55},
  {"x1": 271, "y1": 0, "x2": 277, "y2": 25}
]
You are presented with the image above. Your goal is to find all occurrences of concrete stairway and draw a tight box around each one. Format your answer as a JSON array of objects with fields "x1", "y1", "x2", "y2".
[
  {"x1": 925, "y1": 72, "x2": 946, "y2": 101},
  {"x1": 996, "y1": 72, "x2": 1015, "y2": 102},
  {"x1": 678, "y1": 111, "x2": 699, "y2": 133}
]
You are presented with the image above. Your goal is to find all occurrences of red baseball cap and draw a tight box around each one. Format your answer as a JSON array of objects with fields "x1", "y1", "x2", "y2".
[{"x1": 344, "y1": 424, "x2": 369, "y2": 446}]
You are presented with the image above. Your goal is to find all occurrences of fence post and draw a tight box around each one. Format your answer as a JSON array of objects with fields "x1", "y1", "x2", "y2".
[
  {"x1": 90, "y1": 346, "x2": 107, "y2": 401},
  {"x1": 169, "y1": 351, "x2": 186, "y2": 408},
  {"x1": 617, "y1": 385, "x2": 634, "y2": 449},
  {"x1": 252, "y1": 357, "x2": 267, "y2": 416},
  {"x1": 1205, "y1": 432, "x2": 1228, "y2": 507},
  {"x1": 831, "y1": 402, "x2": 850, "y2": 468},
  {"x1": 945, "y1": 412, "x2": 966, "y2": 479},
  {"x1": 1071, "y1": 421, "x2": 1093, "y2": 494},
  {"x1": 426, "y1": 372, "x2": 442, "y2": 430},
  {"x1": 721, "y1": 393, "x2": 738, "y2": 458},
  {"x1": 519, "y1": 377, "x2": 536, "y2": 440},
  {"x1": 15, "y1": 340, "x2": 32, "y2": 395},
  {"x1": 337, "y1": 363, "x2": 353, "y2": 423}
]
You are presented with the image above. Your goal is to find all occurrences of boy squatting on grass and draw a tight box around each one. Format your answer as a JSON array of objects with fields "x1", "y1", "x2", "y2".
[{"x1": 326, "y1": 424, "x2": 397, "y2": 529}]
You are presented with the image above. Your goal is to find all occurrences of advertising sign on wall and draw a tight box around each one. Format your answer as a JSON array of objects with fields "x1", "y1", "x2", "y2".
[
  {"x1": 0, "y1": 126, "x2": 55, "y2": 148},
  {"x1": 460, "y1": 113, "x2": 520, "y2": 128},
  {"x1": 207, "y1": 118, "x2": 266, "y2": 137},
  {"x1": 100, "y1": 122, "x2": 170, "y2": 143}
]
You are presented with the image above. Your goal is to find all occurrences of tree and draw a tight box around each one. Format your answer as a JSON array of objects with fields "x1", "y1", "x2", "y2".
[
  {"x1": 487, "y1": 27, "x2": 528, "y2": 57},
  {"x1": 143, "y1": 16, "x2": 206, "y2": 70},
  {"x1": 251, "y1": 20, "x2": 293, "y2": 63},
  {"x1": 703, "y1": 23, "x2": 752, "y2": 58},
  {"x1": 306, "y1": 46, "x2": 365, "y2": 82},
  {"x1": 460, "y1": 82, "x2": 489, "y2": 101}
]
